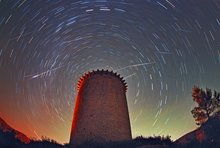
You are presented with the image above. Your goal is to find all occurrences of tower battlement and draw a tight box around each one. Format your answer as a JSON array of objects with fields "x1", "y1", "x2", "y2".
[{"x1": 76, "y1": 69, "x2": 127, "y2": 92}]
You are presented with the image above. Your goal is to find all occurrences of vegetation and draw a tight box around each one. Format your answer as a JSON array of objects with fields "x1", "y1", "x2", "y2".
[
  {"x1": 0, "y1": 131, "x2": 174, "y2": 148},
  {"x1": 75, "y1": 135, "x2": 173, "y2": 148},
  {"x1": 191, "y1": 86, "x2": 220, "y2": 125}
]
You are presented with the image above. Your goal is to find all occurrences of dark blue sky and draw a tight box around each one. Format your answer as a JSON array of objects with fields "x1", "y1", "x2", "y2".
[{"x1": 0, "y1": 0, "x2": 220, "y2": 143}]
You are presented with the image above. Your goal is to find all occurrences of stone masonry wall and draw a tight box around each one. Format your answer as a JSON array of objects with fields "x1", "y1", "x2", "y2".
[{"x1": 70, "y1": 71, "x2": 132, "y2": 145}]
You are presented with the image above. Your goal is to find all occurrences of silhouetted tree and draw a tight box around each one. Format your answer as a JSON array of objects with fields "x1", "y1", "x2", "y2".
[{"x1": 191, "y1": 86, "x2": 220, "y2": 125}]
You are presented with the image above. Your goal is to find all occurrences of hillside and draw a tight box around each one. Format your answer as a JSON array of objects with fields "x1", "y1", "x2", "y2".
[
  {"x1": 175, "y1": 114, "x2": 220, "y2": 147},
  {"x1": 0, "y1": 117, "x2": 30, "y2": 145}
]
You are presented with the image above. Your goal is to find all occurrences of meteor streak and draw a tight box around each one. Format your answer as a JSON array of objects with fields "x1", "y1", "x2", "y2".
[
  {"x1": 24, "y1": 66, "x2": 63, "y2": 79},
  {"x1": 115, "y1": 62, "x2": 155, "y2": 71}
]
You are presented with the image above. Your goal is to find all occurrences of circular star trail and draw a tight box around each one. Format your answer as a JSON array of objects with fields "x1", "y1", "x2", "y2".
[{"x1": 0, "y1": 0, "x2": 220, "y2": 144}]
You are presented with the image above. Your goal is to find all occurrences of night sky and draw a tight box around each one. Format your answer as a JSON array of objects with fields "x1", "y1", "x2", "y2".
[{"x1": 0, "y1": 0, "x2": 220, "y2": 144}]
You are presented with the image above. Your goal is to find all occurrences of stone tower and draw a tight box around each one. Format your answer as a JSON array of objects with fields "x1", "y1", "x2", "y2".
[{"x1": 69, "y1": 69, "x2": 132, "y2": 145}]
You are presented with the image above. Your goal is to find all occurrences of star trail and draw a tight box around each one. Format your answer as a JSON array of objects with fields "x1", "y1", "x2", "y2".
[{"x1": 0, "y1": 0, "x2": 220, "y2": 144}]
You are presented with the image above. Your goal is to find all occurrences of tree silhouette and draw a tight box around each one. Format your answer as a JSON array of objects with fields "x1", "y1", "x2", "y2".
[{"x1": 191, "y1": 86, "x2": 220, "y2": 125}]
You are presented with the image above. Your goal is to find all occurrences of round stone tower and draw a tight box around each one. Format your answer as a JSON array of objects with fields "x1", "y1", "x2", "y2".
[{"x1": 69, "y1": 69, "x2": 132, "y2": 145}]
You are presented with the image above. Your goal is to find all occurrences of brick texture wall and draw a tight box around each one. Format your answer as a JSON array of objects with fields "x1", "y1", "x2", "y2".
[{"x1": 69, "y1": 71, "x2": 132, "y2": 145}]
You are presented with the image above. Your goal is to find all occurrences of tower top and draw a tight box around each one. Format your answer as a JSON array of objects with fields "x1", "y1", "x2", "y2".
[{"x1": 77, "y1": 69, "x2": 127, "y2": 92}]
